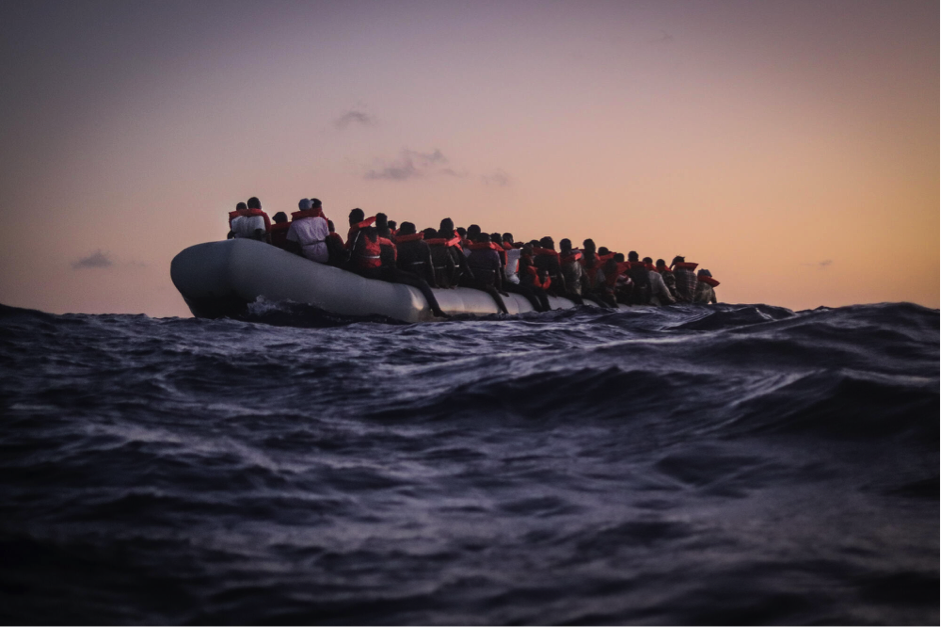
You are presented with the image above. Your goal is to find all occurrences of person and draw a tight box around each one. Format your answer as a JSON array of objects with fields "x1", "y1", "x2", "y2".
[
  {"x1": 643, "y1": 257, "x2": 675, "y2": 305},
  {"x1": 349, "y1": 226, "x2": 449, "y2": 318},
  {"x1": 227, "y1": 202, "x2": 248, "y2": 238},
  {"x1": 424, "y1": 227, "x2": 458, "y2": 287},
  {"x1": 533, "y1": 237, "x2": 567, "y2": 297},
  {"x1": 437, "y1": 218, "x2": 471, "y2": 286},
  {"x1": 269, "y1": 212, "x2": 290, "y2": 249},
  {"x1": 376, "y1": 213, "x2": 393, "y2": 240},
  {"x1": 395, "y1": 222, "x2": 437, "y2": 286},
  {"x1": 308, "y1": 198, "x2": 326, "y2": 219},
  {"x1": 695, "y1": 269, "x2": 719, "y2": 304},
  {"x1": 230, "y1": 197, "x2": 271, "y2": 240},
  {"x1": 559, "y1": 239, "x2": 585, "y2": 298},
  {"x1": 463, "y1": 233, "x2": 509, "y2": 314},
  {"x1": 346, "y1": 208, "x2": 376, "y2": 252},
  {"x1": 517, "y1": 243, "x2": 551, "y2": 312},
  {"x1": 626, "y1": 251, "x2": 652, "y2": 305},
  {"x1": 670, "y1": 256, "x2": 699, "y2": 303},
  {"x1": 387, "y1": 220, "x2": 398, "y2": 236},
  {"x1": 325, "y1": 220, "x2": 347, "y2": 266},
  {"x1": 502, "y1": 234, "x2": 521, "y2": 285},
  {"x1": 286, "y1": 198, "x2": 329, "y2": 263}
]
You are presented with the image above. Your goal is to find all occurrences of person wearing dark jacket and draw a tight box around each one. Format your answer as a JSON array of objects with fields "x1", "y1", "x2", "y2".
[
  {"x1": 463, "y1": 233, "x2": 509, "y2": 314},
  {"x1": 395, "y1": 222, "x2": 438, "y2": 287}
]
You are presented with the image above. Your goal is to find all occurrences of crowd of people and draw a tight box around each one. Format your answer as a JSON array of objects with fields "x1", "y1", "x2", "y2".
[{"x1": 227, "y1": 197, "x2": 720, "y2": 317}]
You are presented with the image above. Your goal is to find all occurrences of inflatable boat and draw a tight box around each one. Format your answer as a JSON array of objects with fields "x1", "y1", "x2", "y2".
[{"x1": 170, "y1": 239, "x2": 629, "y2": 322}]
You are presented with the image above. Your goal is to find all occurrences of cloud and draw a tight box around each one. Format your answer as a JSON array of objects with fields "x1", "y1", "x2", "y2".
[
  {"x1": 481, "y1": 169, "x2": 512, "y2": 186},
  {"x1": 334, "y1": 109, "x2": 376, "y2": 129},
  {"x1": 648, "y1": 30, "x2": 674, "y2": 44},
  {"x1": 364, "y1": 149, "x2": 451, "y2": 181},
  {"x1": 72, "y1": 250, "x2": 113, "y2": 269},
  {"x1": 817, "y1": 259, "x2": 833, "y2": 268}
]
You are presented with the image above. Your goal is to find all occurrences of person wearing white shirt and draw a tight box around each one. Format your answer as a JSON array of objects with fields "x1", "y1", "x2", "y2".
[{"x1": 286, "y1": 199, "x2": 329, "y2": 263}]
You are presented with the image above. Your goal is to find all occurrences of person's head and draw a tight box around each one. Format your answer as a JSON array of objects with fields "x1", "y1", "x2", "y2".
[
  {"x1": 439, "y1": 217, "x2": 454, "y2": 233},
  {"x1": 528, "y1": 239, "x2": 540, "y2": 248},
  {"x1": 503, "y1": 233, "x2": 514, "y2": 245},
  {"x1": 539, "y1": 236, "x2": 554, "y2": 250},
  {"x1": 628, "y1": 251, "x2": 639, "y2": 262},
  {"x1": 522, "y1": 243, "x2": 534, "y2": 255},
  {"x1": 375, "y1": 213, "x2": 388, "y2": 228},
  {"x1": 559, "y1": 238, "x2": 572, "y2": 253},
  {"x1": 477, "y1": 232, "x2": 491, "y2": 244},
  {"x1": 273, "y1": 211, "x2": 288, "y2": 224},
  {"x1": 423, "y1": 227, "x2": 438, "y2": 239},
  {"x1": 247, "y1": 197, "x2": 261, "y2": 210},
  {"x1": 614, "y1": 252, "x2": 625, "y2": 263},
  {"x1": 656, "y1": 258, "x2": 666, "y2": 268},
  {"x1": 388, "y1": 220, "x2": 397, "y2": 231},
  {"x1": 456, "y1": 227, "x2": 467, "y2": 239},
  {"x1": 467, "y1": 224, "x2": 482, "y2": 240},
  {"x1": 642, "y1": 256, "x2": 653, "y2": 264},
  {"x1": 328, "y1": 220, "x2": 336, "y2": 233},
  {"x1": 362, "y1": 226, "x2": 378, "y2": 242},
  {"x1": 671, "y1": 255, "x2": 685, "y2": 266},
  {"x1": 349, "y1": 208, "x2": 365, "y2": 225},
  {"x1": 399, "y1": 221, "x2": 416, "y2": 235},
  {"x1": 491, "y1": 232, "x2": 502, "y2": 245},
  {"x1": 235, "y1": 202, "x2": 247, "y2": 211},
  {"x1": 698, "y1": 268, "x2": 712, "y2": 277},
  {"x1": 583, "y1": 239, "x2": 596, "y2": 253},
  {"x1": 598, "y1": 246, "x2": 610, "y2": 256},
  {"x1": 310, "y1": 198, "x2": 322, "y2": 209},
  {"x1": 298, "y1": 198, "x2": 312, "y2": 211}
]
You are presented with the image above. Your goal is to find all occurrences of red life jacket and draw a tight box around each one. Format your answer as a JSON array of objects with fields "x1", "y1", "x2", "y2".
[
  {"x1": 346, "y1": 216, "x2": 377, "y2": 249},
  {"x1": 270, "y1": 222, "x2": 291, "y2": 247},
  {"x1": 644, "y1": 262, "x2": 657, "y2": 271},
  {"x1": 698, "y1": 275, "x2": 720, "y2": 287},
  {"x1": 395, "y1": 232, "x2": 424, "y2": 243},
  {"x1": 229, "y1": 208, "x2": 272, "y2": 232},
  {"x1": 291, "y1": 209, "x2": 324, "y2": 221},
  {"x1": 502, "y1": 242, "x2": 512, "y2": 250},
  {"x1": 228, "y1": 209, "x2": 248, "y2": 227},
  {"x1": 560, "y1": 251, "x2": 583, "y2": 265},
  {"x1": 656, "y1": 264, "x2": 670, "y2": 274},
  {"x1": 354, "y1": 235, "x2": 382, "y2": 269},
  {"x1": 425, "y1": 236, "x2": 462, "y2": 248},
  {"x1": 673, "y1": 261, "x2": 699, "y2": 271},
  {"x1": 532, "y1": 247, "x2": 561, "y2": 261},
  {"x1": 628, "y1": 261, "x2": 646, "y2": 270},
  {"x1": 525, "y1": 266, "x2": 551, "y2": 290},
  {"x1": 327, "y1": 232, "x2": 344, "y2": 247}
]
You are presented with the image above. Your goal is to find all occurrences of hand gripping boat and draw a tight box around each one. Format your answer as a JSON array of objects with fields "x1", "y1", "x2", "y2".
[{"x1": 171, "y1": 239, "x2": 629, "y2": 322}]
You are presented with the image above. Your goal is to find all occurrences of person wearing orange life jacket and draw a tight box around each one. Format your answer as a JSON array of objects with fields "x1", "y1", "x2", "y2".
[
  {"x1": 345, "y1": 208, "x2": 376, "y2": 254},
  {"x1": 464, "y1": 233, "x2": 509, "y2": 314},
  {"x1": 643, "y1": 257, "x2": 675, "y2": 305},
  {"x1": 655, "y1": 258, "x2": 678, "y2": 299},
  {"x1": 395, "y1": 222, "x2": 437, "y2": 286},
  {"x1": 269, "y1": 212, "x2": 291, "y2": 249},
  {"x1": 284, "y1": 198, "x2": 330, "y2": 263},
  {"x1": 424, "y1": 227, "x2": 458, "y2": 288},
  {"x1": 230, "y1": 197, "x2": 271, "y2": 241},
  {"x1": 694, "y1": 269, "x2": 719, "y2": 304},
  {"x1": 227, "y1": 202, "x2": 248, "y2": 239},
  {"x1": 436, "y1": 218, "x2": 472, "y2": 287},
  {"x1": 670, "y1": 255, "x2": 699, "y2": 303},
  {"x1": 350, "y1": 224, "x2": 449, "y2": 318},
  {"x1": 517, "y1": 244, "x2": 551, "y2": 312},
  {"x1": 533, "y1": 237, "x2": 567, "y2": 297}
]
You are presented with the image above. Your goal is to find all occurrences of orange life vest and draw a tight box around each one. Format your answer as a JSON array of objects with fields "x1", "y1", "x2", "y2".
[
  {"x1": 395, "y1": 232, "x2": 424, "y2": 243},
  {"x1": 269, "y1": 222, "x2": 291, "y2": 247},
  {"x1": 698, "y1": 275, "x2": 720, "y2": 287},
  {"x1": 354, "y1": 235, "x2": 382, "y2": 269}
]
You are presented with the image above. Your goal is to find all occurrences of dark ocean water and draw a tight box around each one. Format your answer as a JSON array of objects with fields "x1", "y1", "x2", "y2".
[{"x1": 0, "y1": 300, "x2": 937, "y2": 625}]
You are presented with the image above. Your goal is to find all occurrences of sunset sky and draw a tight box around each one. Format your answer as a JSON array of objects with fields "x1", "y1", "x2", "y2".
[{"x1": 1, "y1": 0, "x2": 937, "y2": 317}]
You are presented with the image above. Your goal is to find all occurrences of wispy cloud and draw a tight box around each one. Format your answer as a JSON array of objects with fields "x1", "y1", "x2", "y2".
[
  {"x1": 648, "y1": 30, "x2": 674, "y2": 44},
  {"x1": 72, "y1": 250, "x2": 113, "y2": 269},
  {"x1": 334, "y1": 109, "x2": 376, "y2": 129},
  {"x1": 801, "y1": 259, "x2": 834, "y2": 270},
  {"x1": 481, "y1": 168, "x2": 512, "y2": 187},
  {"x1": 365, "y1": 149, "x2": 451, "y2": 181}
]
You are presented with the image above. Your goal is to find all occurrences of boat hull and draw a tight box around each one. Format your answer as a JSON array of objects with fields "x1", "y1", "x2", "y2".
[{"x1": 170, "y1": 239, "x2": 627, "y2": 322}]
